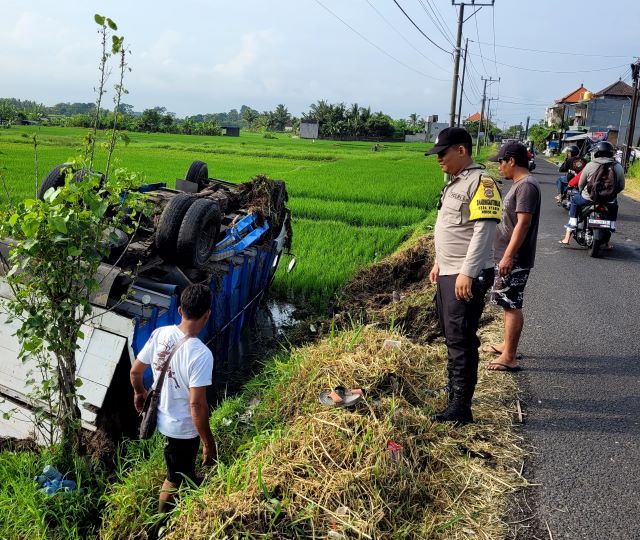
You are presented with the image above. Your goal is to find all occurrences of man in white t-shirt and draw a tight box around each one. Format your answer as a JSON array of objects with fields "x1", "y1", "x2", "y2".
[{"x1": 130, "y1": 283, "x2": 216, "y2": 513}]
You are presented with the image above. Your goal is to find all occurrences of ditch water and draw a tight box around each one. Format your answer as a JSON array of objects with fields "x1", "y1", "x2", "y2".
[{"x1": 210, "y1": 298, "x2": 299, "y2": 400}]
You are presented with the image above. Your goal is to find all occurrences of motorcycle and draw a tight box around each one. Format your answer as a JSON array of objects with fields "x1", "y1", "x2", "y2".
[
  {"x1": 560, "y1": 186, "x2": 578, "y2": 210},
  {"x1": 571, "y1": 202, "x2": 616, "y2": 258}
]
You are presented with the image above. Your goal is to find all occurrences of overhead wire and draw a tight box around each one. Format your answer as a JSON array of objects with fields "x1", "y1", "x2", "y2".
[
  {"x1": 466, "y1": 53, "x2": 628, "y2": 74},
  {"x1": 364, "y1": 0, "x2": 449, "y2": 74},
  {"x1": 312, "y1": 0, "x2": 449, "y2": 81},
  {"x1": 491, "y1": 7, "x2": 499, "y2": 78},
  {"x1": 391, "y1": 0, "x2": 452, "y2": 56},
  {"x1": 470, "y1": 40, "x2": 633, "y2": 58},
  {"x1": 473, "y1": 10, "x2": 489, "y2": 75},
  {"x1": 416, "y1": 0, "x2": 455, "y2": 47},
  {"x1": 430, "y1": 0, "x2": 457, "y2": 44}
]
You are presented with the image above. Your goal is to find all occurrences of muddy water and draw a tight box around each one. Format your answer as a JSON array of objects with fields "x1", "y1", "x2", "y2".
[{"x1": 210, "y1": 299, "x2": 298, "y2": 399}]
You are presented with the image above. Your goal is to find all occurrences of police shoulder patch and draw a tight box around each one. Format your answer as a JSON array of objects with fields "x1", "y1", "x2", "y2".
[{"x1": 469, "y1": 175, "x2": 502, "y2": 222}]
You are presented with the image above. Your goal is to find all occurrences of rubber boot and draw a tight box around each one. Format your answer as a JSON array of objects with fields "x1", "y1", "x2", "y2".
[{"x1": 431, "y1": 387, "x2": 473, "y2": 425}]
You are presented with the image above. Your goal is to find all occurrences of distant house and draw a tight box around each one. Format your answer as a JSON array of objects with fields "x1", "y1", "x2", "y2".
[
  {"x1": 544, "y1": 84, "x2": 591, "y2": 127},
  {"x1": 222, "y1": 126, "x2": 240, "y2": 137},
  {"x1": 465, "y1": 112, "x2": 482, "y2": 123},
  {"x1": 300, "y1": 119, "x2": 319, "y2": 139},
  {"x1": 405, "y1": 122, "x2": 448, "y2": 143},
  {"x1": 577, "y1": 79, "x2": 636, "y2": 146}
]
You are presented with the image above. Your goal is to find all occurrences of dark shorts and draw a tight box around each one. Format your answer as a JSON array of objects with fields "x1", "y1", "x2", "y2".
[
  {"x1": 164, "y1": 436, "x2": 200, "y2": 485},
  {"x1": 490, "y1": 267, "x2": 530, "y2": 310}
]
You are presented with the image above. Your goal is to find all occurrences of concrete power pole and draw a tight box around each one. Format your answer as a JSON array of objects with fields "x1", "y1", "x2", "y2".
[
  {"x1": 448, "y1": 3, "x2": 464, "y2": 127},
  {"x1": 449, "y1": 2, "x2": 495, "y2": 128},
  {"x1": 456, "y1": 38, "x2": 469, "y2": 127},
  {"x1": 524, "y1": 115, "x2": 530, "y2": 141},
  {"x1": 623, "y1": 60, "x2": 640, "y2": 170},
  {"x1": 476, "y1": 77, "x2": 498, "y2": 155}
]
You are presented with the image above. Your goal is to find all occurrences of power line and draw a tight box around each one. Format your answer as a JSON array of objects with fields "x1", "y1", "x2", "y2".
[
  {"x1": 391, "y1": 0, "x2": 452, "y2": 56},
  {"x1": 466, "y1": 52, "x2": 628, "y2": 73},
  {"x1": 312, "y1": 0, "x2": 449, "y2": 81},
  {"x1": 364, "y1": 0, "x2": 449, "y2": 74},
  {"x1": 473, "y1": 10, "x2": 489, "y2": 75},
  {"x1": 430, "y1": 0, "x2": 458, "y2": 44},
  {"x1": 470, "y1": 39, "x2": 633, "y2": 58},
  {"x1": 416, "y1": 0, "x2": 455, "y2": 47},
  {"x1": 491, "y1": 8, "x2": 499, "y2": 78}
]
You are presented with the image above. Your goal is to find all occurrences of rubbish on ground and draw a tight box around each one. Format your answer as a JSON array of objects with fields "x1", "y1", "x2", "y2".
[
  {"x1": 35, "y1": 465, "x2": 78, "y2": 496},
  {"x1": 386, "y1": 439, "x2": 403, "y2": 461},
  {"x1": 319, "y1": 387, "x2": 363, "y2": 408},
  {"x1": 383, "y1": 339, "x2": 402, "y2": 350}
]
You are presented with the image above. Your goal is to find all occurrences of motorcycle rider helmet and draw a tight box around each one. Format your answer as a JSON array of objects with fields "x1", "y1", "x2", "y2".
[
  {"x1": 567, "y1": 145, "x2": 579, "y2": 157},
  {"x1": 593, "y1": 140, "x2": 614, "y2": 158}
]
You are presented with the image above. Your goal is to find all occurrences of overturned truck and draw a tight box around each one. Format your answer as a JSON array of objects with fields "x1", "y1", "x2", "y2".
[{"x1": 0, "y1": 161, "x2": 292, "y2": 444}]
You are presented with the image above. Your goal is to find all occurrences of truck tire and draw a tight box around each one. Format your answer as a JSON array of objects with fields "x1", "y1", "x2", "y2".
[
  {"x1": 176, "y1": 198, "x2": 221, "y2": 269},
  {"x1": 37, "y1": 166, "x2": 103, "y2": 200},
  {"x1": 37, "y1": 164, "x2": 73, "y2": 200},
  {"x1": 155, "y1": 194, "x2": 197, "y2": 261},
  {"x1": 185, "y1": 160, "x2": 209, "y2": 192}
]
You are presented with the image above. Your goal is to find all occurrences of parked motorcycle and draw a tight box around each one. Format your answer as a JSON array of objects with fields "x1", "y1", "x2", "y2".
[{"x1": 571, "y1": 202, "x2": 616, "y2": 257}]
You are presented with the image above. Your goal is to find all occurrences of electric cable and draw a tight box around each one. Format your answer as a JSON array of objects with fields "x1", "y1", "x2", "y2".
[
  {"x1": 313, "y1": 0, "x2": 449, "y2": 81},
  {"x1": 466, "y1": 53, "x2": 628, "y2": 74},
  {"x1": 391, "y1": 0, "x2": 452, "y2": 56},
  {"x1": 416, "y1": 0, "x2": 455, "y2": 47},
  {"x1": 364, "y1": 0, "x2": 449, "y2": 73},
  {"x1": 470, "y1": 40, "x2": 633, "y2": 58}
]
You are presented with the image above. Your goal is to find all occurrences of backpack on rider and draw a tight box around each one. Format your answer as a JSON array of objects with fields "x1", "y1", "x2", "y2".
[
  {"x1": 586, "y1": 162, "x2": 617, "y2": 203},
  {"x1": 585, "y1": 141, "x2": 620, "y2": 203}
]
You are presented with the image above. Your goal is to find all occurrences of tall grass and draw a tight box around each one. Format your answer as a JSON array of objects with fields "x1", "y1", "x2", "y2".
[{"x1": 0, "y1": 449, "x2": 105, "y2": 539}]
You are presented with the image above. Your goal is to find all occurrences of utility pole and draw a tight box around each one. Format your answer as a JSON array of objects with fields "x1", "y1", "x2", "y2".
[
  {"x1": 623, "y1": 60, "x2": 640, "y2": 170},
  {"x1": 449, "y1": 1, "x2": 495, "y2": 128},
  {"x1": 476, "y1": 76, "x2": 498, "y2": 155},
  {"x1": 485, "y1": 97, "x2": 497, "y2": 145},
  {"x1": 456, "y1": 37, "x2": 469, "y2": 127},
  {"x1": 524, "y1": 115, "x2": 530, "y2": 141}
]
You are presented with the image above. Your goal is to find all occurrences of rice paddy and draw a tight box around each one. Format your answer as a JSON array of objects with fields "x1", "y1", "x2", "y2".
[{"x1": 0, "y1": 126, "x2": 446, "y2": 311}]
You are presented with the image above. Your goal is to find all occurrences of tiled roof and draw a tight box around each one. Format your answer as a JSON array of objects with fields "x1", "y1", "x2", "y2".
[
  {"x1": 557, "y1": 84, "x2": 590, "y2": 104},
  {"x1": 594, "y1": 80, "x2": 634, "y2": 97}
]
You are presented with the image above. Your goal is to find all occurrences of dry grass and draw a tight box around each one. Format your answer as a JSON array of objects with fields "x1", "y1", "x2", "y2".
[{"x1": 162, "y1": 236, "x2": 527, "y2": 540}]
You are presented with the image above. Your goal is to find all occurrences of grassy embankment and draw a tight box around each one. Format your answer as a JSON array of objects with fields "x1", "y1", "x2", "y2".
[
  {"x1": 0, "y1": 129, "x2": 522, "y2": 539},
  {"x1": 624, "y1": 160, "x2": 640, "y2": 200}
]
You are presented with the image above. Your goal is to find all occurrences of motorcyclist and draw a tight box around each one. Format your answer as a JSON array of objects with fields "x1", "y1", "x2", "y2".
[
  {"x1": 555, "y1": 145, "x2": 584, "y2": 202},
  {"x1": 559, "y1": 141, "x2": 625, "y2": 245}
]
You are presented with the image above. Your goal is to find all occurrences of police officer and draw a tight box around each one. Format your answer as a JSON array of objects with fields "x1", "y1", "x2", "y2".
[{"x1": 426, "y1": 127, "x2": 502, "y2": 424}]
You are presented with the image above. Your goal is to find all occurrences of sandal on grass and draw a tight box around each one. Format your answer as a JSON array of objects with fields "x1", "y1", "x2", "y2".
[{"x1": 319, "y1": 386, "x2": 363, "y2": 408}]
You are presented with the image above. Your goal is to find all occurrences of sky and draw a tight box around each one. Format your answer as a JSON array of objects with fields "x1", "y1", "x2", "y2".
[{"x1": 2, "y1": 0, "x2": 639, "y2": 128}]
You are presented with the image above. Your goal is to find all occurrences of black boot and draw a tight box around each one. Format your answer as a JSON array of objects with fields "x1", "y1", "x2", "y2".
[{"x1": 431, "y1": 389, "x2": 473, "y2": 425}]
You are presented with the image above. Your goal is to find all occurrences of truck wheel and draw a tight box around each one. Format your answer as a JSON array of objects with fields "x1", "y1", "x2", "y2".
[
  {"x1": 176, "y1": 199, "x2": 221, "y2": 269},
  {"x1": 37, "y1": 164, "x2": 73, "y2": 200},
  {"x1": 185, "y1": 160, "x2": 209, "y2": 192},
  {"x1": 155, "y1": 194, "x2": 197, "y2": 261}
]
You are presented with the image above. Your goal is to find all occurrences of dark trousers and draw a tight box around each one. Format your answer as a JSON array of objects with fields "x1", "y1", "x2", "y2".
[{"x1": 436, "y1": 268, "x2": 494, "y2": 401}]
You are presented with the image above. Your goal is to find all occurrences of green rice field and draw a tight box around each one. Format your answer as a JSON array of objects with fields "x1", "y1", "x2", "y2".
[{"x1": 0, "y1": 126, "x2": 449, "y2": 310}]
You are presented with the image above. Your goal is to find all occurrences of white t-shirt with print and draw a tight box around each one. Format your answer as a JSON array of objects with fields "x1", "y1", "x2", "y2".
[{"x1": 137, "y1": 325, "x2": 214, "y2": 439}]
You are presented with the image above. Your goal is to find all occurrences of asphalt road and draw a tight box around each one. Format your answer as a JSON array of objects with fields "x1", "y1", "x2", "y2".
[{"x1": 512, "y1": 158, "x2": 640, "y2": 539}]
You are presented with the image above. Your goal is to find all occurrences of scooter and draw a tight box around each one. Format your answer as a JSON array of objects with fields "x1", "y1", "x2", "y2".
[
  {"x1": 571, "y1": 202, "x2": 616, "y2": 258},
  {"x1": 560, "y1": 186, "x2": 578, "y2": 211}
]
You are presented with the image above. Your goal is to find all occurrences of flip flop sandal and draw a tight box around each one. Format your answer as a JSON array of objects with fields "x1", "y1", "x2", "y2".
[
  {"x1": 486, "y1": 362, "x2": 522, "y2": 372},
  {"x1": 482, "y1": 345, "x2": 523, "y2": 360},
  {"x1": 319, "y1": 386, "x2": 363, "y2": 408}
]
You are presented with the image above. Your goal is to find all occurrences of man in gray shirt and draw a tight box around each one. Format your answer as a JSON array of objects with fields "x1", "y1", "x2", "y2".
[
  {"x1": 484, "y1": 142, "x2": 541, "y2": 372},
  {"x1": 427, "y1": 127, "x2": 502, "y2": 424}
]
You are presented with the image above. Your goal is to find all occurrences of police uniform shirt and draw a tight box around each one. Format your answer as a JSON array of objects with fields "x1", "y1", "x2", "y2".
[{"x1": 434, "y1": 164, "x2": 502, "y2": 277}]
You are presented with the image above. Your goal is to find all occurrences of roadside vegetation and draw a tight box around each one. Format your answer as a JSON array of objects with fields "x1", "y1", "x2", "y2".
[{"x1": 624, "y1": 160, "x2": 640, "y2": 200}]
